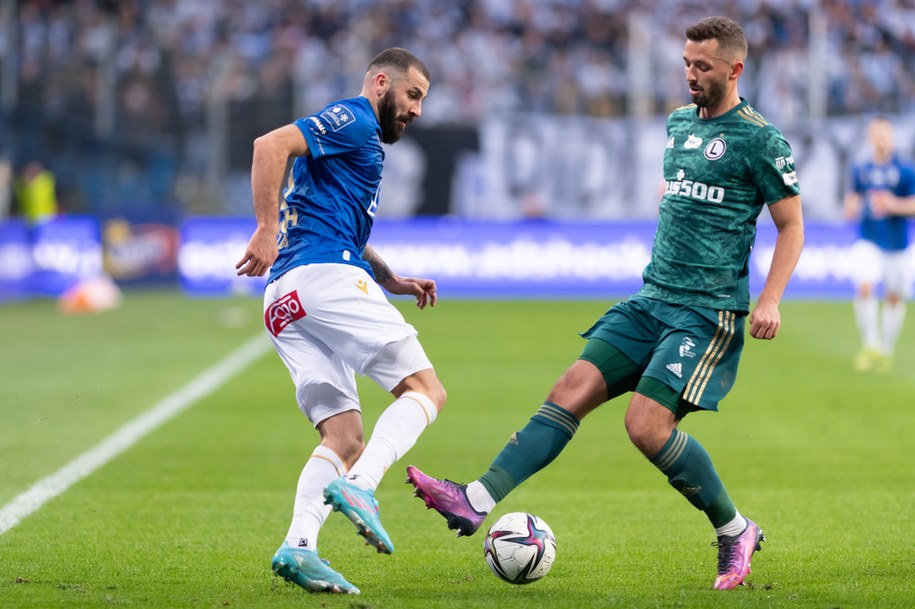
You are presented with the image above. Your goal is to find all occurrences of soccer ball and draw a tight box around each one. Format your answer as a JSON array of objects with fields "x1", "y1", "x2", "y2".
[{"x1": 483, "y1": 512, "x2": 557, "y2": 584}]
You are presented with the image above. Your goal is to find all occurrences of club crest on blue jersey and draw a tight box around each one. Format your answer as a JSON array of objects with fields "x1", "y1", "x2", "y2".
[{"x1": 321, "y1": 105, "x2": 357, "y2": 132}]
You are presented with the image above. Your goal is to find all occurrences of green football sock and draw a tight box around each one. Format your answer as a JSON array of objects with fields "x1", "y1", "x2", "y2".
[
  {"x1": 479, "y1": 402, "x2": 579, "y2": 502},
  {"x1": 650, "y1": 428, "x2": 737, "y2": 528}
]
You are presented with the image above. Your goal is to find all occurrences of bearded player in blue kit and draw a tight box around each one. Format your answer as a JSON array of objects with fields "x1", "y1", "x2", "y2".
[
  {"x1": 408, "y1": 17, "x2": 805, "y2": 591},
  {"x1": 236, "y1": 48, "x2": 445, "y2": 595}
]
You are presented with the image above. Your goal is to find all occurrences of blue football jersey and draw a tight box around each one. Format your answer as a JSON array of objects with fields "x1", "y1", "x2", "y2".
[
  {"x1": 851, "y1": 154, "x2": 915, "y2": 251},
  {"x1": 268, "y1": 96, "x2": 384, "y2": 284}
]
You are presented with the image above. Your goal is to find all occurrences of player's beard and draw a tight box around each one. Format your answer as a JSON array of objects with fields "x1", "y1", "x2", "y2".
[
  {"x1": 689, "y1": 76, "x2": 727, "y2": 109},
  {"x1": 378, "y1": 89, "x2": 410, "y2": 144}
]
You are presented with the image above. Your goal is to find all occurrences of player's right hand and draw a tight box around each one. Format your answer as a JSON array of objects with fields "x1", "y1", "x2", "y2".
[{"x1": 235, "y1": 229, "x2": 278, "y2": 277}]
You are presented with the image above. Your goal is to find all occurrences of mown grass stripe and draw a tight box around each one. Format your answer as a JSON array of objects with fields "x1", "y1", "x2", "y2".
[{"x1": 0, "y1": 334, "x2": 270, "y2": 536}]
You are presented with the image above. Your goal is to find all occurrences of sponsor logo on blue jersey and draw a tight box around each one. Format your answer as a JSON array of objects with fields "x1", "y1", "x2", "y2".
[
  {"x1": 321, "y1": 105, "x2": 356, "y2": 132},
  {"x1": 308, "y1": 116, "x2": 326, "y2": 135}
]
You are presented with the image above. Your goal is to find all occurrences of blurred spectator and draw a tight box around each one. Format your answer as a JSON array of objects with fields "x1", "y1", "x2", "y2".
[
  {"x1": 0, "y1": 158, "x2": 12, "y2": 220},
  {"x1": 13, "y1": 161, "x2": 59, "y2": 225},
  {"x1": 4, "y1": 0, "x2": 915, "y2": 216}
]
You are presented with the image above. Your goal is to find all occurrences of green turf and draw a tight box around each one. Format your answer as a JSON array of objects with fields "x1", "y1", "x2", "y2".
[{"x1": 1, "y1": 291, "x2": 913, "y2": 608}]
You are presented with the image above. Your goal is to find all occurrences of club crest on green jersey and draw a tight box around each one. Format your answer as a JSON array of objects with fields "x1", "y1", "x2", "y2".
[{"x1": 704, "y1": 138, "x2": 727, "y2": 160}]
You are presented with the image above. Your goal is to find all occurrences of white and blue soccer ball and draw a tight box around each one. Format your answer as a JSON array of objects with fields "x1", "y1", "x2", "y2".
[{"x1": 483, "y1": 512, "x2": 557, "y2": 584}]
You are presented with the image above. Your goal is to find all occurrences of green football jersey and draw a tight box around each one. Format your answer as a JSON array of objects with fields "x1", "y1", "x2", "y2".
[{"x1": 639, "y1": 99, "x2": 800, "y2": 313}]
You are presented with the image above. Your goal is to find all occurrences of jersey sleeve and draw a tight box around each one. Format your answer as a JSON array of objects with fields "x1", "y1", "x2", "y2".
[
  {"x1": 850, "y1": 163, "x2": 864, "y2": 195},
  {"x1": 750, "y1": 127, "x2": 801, "y2": 205},
  {"x1": 294, "y1": 101, "x2": 374, "y2": 160},
  {"x1": 898, "y1": 162, "x2": 915, "y2": 196}
]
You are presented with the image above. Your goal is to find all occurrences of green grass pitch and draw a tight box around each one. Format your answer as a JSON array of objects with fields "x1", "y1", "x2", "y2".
[{"x1": 1, "y1": 290, "x2": 913, "y2": 608}]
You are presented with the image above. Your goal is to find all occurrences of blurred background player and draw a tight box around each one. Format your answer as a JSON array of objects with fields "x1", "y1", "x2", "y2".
[
  {"x1": 236, "y1": 48, "x2": 446, "y2": 595},
  {"x1": 13, "y1": 160, "x2": 59, "y2": 226},
  {"x1": 408, "y1": 16, "x2": 804, "y2": 591},
  {"x1": 843, "y1": 116, "x2": 915, "y2": 373}
]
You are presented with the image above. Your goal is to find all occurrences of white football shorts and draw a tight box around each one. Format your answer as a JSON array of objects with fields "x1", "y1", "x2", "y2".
[
  {"x1": 849, "y1": 239, "x2": 912, "y2": 297},
  {"x1": 263, "y1": 263, "x2": 433, "y2": 426}
]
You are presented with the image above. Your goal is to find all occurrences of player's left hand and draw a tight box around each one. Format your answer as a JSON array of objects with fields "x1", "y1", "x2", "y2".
[
  {"x1": 383, "y1": 276, "x2": 437, "y2": 309},
  {"x1": 748, "y1": 301, "x2": 780, "y2": 340}
]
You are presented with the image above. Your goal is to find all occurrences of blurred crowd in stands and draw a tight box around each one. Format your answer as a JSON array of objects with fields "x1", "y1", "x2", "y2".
[{"x1": 2, "y1": 0, "x2": 915, "y2": 217}]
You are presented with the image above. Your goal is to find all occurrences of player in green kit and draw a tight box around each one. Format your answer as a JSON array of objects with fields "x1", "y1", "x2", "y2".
[{"x1": 407, "y1": 16, "x2": 804, "y2": 590}]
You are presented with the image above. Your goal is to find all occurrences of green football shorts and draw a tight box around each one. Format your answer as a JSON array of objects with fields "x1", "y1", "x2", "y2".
[{"x1": 579, "y1": 295, "x2": 745, "y2": 414}]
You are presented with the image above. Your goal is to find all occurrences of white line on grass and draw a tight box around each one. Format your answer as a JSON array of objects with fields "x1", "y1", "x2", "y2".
[{"x1": 0, "y1": 334, "x2": 271, "y2": 536}]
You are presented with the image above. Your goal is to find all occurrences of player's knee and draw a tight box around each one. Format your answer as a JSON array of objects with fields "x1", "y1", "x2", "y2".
[
  {"x1": 624, "y1": 409, "x2": 668, "y2": 457},
  {"x1": 395, "y1": 371, "x2": 446, "y2": 412},
  {"x1": 545, "y1": 361, "x2": 606, "y2": 419},
  {"x1": 427, "y1": 380, "x2": 446, "y2": 411},
  {"x1": 547, "y1": 372, "x2": 585, "y2": 406},
  {"x1": 407, "y1": 381, "x2": 446, "y2": 413},
  {"x1": 623, "y1": 413, "x2": 650, "y2": 453}
]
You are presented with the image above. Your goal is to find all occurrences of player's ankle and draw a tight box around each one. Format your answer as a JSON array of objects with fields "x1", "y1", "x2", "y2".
[{"x1": 466, "y1": 480, "x2": 496, "y2": 513}]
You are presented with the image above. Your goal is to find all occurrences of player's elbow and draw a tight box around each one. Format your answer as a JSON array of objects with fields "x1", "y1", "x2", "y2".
[{"x1": 252, "y1": 134, "x2": 273, "y2": 158}]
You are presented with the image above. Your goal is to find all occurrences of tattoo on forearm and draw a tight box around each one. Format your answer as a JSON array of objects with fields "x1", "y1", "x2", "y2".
[{"x1": 364, "y1": 246, "x2": 393, "y2": 284}]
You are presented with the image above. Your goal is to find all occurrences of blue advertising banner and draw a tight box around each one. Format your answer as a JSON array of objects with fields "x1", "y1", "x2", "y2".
[
  {"x1": 371, "y1": 218, "x2": 653, "y2": 298},
  {"x1": 5, "y1": 216, "x2": 913, "y2": 302},
  {"x1": 0, "y1": 217, "x2": 103, "y2": 301},
  {"x1": 102, "y1": 219, "x2": 180, "y2": 285},
  {"x1": 0, "y1": 220, "x2": 33, "y2": 301},
  {"x1": 178, "y1": 217, "x2": 268, "y2": 297},
  {"x1": 30, "y1": 217, "x2": 104, "y2": 295},
  {"x1": 175, "y1": 216, "x2": 915, "y2": 300}
]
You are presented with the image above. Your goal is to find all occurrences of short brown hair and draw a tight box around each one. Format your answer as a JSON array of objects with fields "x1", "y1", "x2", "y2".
[
  {"x1": 686, "y1": 16, "x2": 748, "y2": 62},
  {"x1": 368, "y1": 47, "x2": 430, "y2": 81}
]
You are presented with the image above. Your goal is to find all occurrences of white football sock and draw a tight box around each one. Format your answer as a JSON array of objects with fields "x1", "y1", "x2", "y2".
[
  {"x1": 466, "y1": 480, "x2": 496, "y2": 513},
  {"x1": 853, "y1": 294, "x2": 880, "y2": 350},
  {"x1": 881, "y1": 300, "x2": 906, "y2": 355},
  {"x1": 285, "y1": 445, "x2": 346, "y2": 551},
  {"x1": 714, "y1": 511, "x2": 748, "y2": 538},
  {"x1": 346, "y1": 391, "x2": 437, "y2": 491}
]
